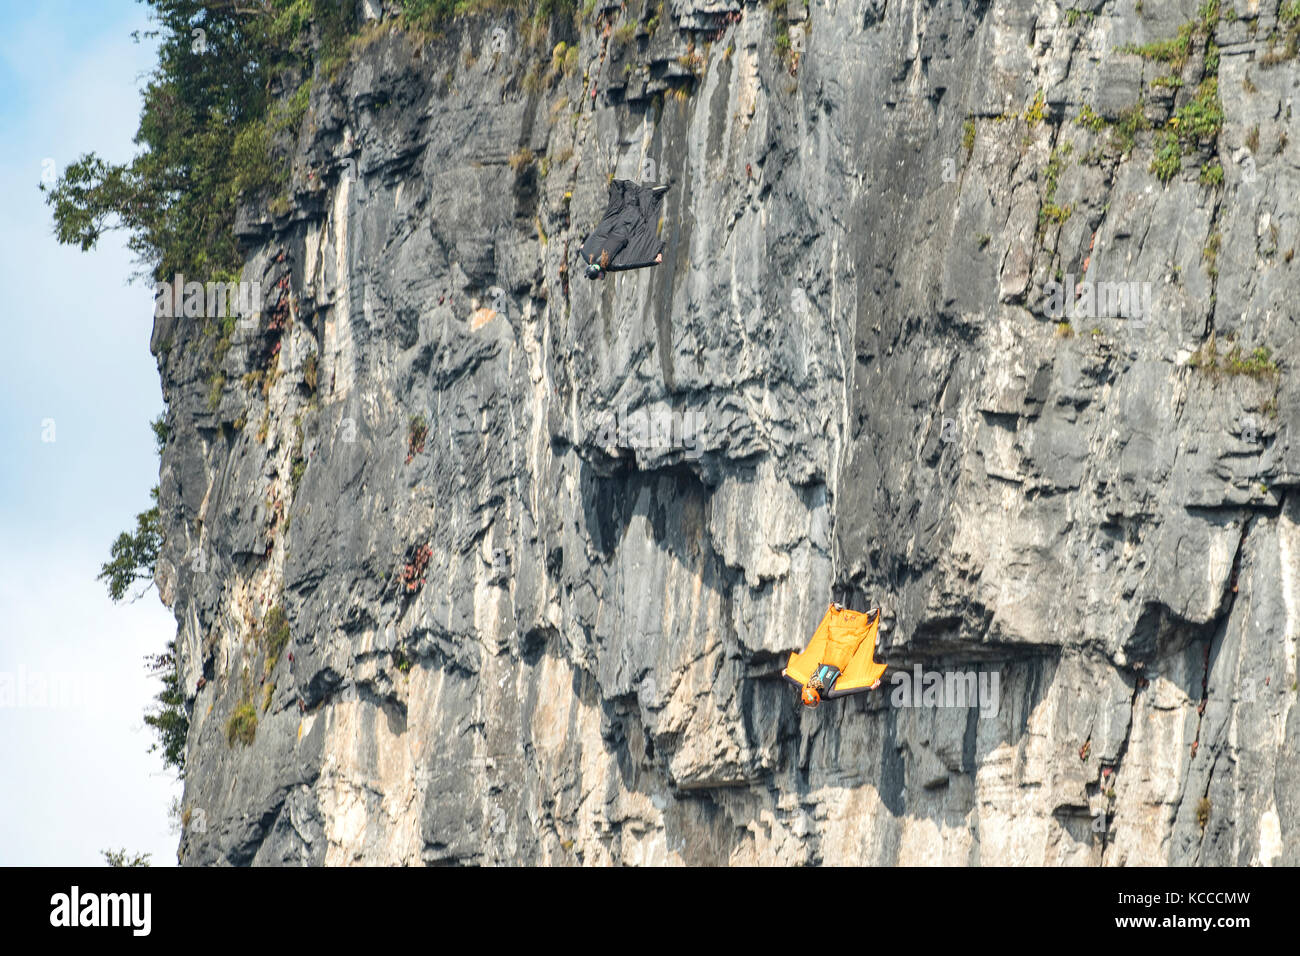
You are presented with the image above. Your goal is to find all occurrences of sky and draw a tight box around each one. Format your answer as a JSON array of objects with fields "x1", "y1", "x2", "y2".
[{"x1": 0, "y1": 0, "x2": 181, "y2": 865}]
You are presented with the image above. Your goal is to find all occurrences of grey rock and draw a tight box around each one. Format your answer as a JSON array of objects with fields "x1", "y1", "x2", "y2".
[{"x1": 156, "y1": 0, "x2": 1299, "y2": 865}]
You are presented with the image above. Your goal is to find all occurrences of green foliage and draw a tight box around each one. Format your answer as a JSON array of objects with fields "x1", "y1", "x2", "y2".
[
  {"x1": 1173, "y1": 78, "x2": 1223, "y2": 142},
  {"x1": 508, "y1": 147, "x2": 535, "y2": 171},
  {"x1": 1119, "y1": 31, "x2": 1193, "y2": 68},
  {"x1": 1118, "y1": 1, "x2": 1219, "y2": 71},
  {"x1": 1197, "y1": 0, "x2": 1221, "y2": 26},
  {"x1": 1044, "y1": 143, "x2": 1070, "y2": 196},
  {"x1": 1039, "y1": 145, "x2": 1074, "y2": 228},
  {"x1": 151, "y1": 414, "x2": 169, "y2": 452},
  {"x1": 98, "y1": 486, "x2": 162, "y2": 602},
  {"x1": 43, "y1": 1, "x2": 356, "y2": 280},
  {"x1": 1113, "y1": 102, "x2": 1151, "y2": 150},
  {"x1": 1224, "y1": 345, "x2": 1280, "y2": 379},
  {"x1": 1074, "y1": 103, "x2": 1107, "y2": 133},
  {"x1": 1147, "y1": 76, "x2": 1221, "y2": 188},
  {"x1": 407, "y1": 413, "x2": 429, "y2": 462},
  {"x1": 1024, "y1": 89, "x2": 1047, "y2": 127},
  {"x1": 548, "y1": 40, "x2": 578, "y2": 79},
  {"x1": 1150, "y1": 130, "x2": 1182, "y2": 183},
  {"x1": 144, "y1": 640, "x2": 190, "y2": 776},
  {"x1": 42, "y1": 154, "x2": 138, "y2": 255},
  {"x1": 303, "y1": 349, "x2": 319, "y2": 394},
  {"x1": 1190, "y1": 335, "x2": 1281, "y2": 381},
  {"x1": 400, "y1": 0, "x2": 460, "y2": 26},
  {"x1": 401, "y1": 0, "x2": 578, "y2": 30},
  {"x1": 226, "y1": 702, "x2": 258, "y2": 747},
  {"x1": 1203, "y1": 230, "x2": 1221, "y2": 276},
  {"x1": 229, "y1": 120, "x2": 281, "y2": 200},
  {"x1": 260, "y1": 604, "x2": 292, "y2": 674},
  {"x1": 49, "y1": 1, "x2": 604, "y2": 279},
  {"x1": 1040, "y1": 203, "x2": 1073, "y2": 226},
  {"x1": 768, "y1": 0, "x2": 796, "y2": 64},
  {"x1": 273, "y1": 78, "x2": 312, "y2": 134},
  {"x1": 962, "y1": 118, "x2": 976, "y2": 159},
  {"x1": 1078, "y1": 101, "x2": 1151, "y2": 153},
  {"x1": 206, "y1": 370, "x2": 226, "y2": 411},
  {"x1": 102, "y1": 848, "x2": 152, "y2": 867},
  {"x1": 533, "y1": 0, "x2": 579, "y2": 23},
  {"x1": 774, "y1": 27, "x2": 791, "y2": 59},
  {"x1": 1260, "y1": 23, "x2": 1300, "y2": 67}
]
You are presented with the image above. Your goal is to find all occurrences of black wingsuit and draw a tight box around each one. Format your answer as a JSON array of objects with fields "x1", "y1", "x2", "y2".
[{"x1": 578, "y1": 180, "x2": 668, "y2": 273}]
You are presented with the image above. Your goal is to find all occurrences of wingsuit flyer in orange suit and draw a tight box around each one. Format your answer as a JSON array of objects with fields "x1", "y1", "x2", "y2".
[{"x1": 783, "y1": 604, "x2": 887, "y2": 708}]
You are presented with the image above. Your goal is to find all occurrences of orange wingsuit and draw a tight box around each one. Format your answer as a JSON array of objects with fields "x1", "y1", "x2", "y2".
[{"x1": 783, "y1": 604, "x2": 886, "y2": 703}]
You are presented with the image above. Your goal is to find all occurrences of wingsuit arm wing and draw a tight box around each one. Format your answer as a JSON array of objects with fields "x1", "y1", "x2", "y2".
[
  {"x1": 578, "y1": 180, "x2": 630, "y2": 267},
  {"x1": 783, "y1": 604, "x2": 835, "y2": 687}
]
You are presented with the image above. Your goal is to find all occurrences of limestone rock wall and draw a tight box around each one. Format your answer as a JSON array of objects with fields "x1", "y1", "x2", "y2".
[{"x1": 153, "y1": 0, "x2": 1299, "y2": 865}]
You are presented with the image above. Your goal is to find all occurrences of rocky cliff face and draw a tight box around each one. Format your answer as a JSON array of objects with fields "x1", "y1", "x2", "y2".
[{"x1": 153, "y1": 0, "x2": 1299, "y2": 865}]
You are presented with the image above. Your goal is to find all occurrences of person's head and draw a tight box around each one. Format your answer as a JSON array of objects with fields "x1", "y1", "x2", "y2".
[
  {"x1": 585, "y1": 262, "x2": 604, "y2": 280},
  {"x1": 801, "y1": 682, "x2": 821, "y2": 708}
]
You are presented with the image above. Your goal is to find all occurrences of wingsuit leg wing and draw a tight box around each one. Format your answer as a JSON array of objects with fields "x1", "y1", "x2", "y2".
[
  {"x1": 825, "y1": 608, "x2": 886, "y2": 696},
  {"x1": 608, "y1": 181, "x2": 666, "y2": 270},
  {"x1": 784, "y1": 605, "x2": 886, "y2": 698},
  {"x1": 783, "y1": 605, "x2": 833, "y2": 688}
]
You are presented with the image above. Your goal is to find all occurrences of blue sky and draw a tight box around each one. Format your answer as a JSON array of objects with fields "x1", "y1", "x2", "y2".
[{"x1": 0, "y1": 0, "x2": 180, "y2": 865}]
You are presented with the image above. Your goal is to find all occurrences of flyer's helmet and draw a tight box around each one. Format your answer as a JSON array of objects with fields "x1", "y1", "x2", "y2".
[{"x1": 801, "y1": 683, "x2": 821, "y2": 708}]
